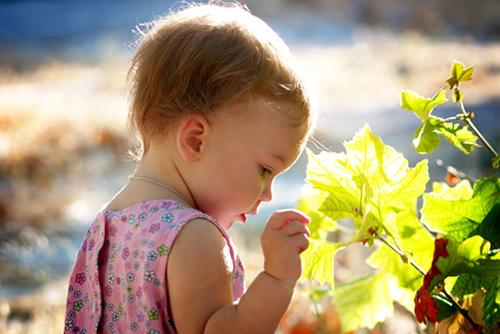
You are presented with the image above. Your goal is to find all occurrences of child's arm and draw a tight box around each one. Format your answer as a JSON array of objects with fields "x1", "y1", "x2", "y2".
[{"x1": 167, "y1": 210, "x2": 310, "y2": 334}]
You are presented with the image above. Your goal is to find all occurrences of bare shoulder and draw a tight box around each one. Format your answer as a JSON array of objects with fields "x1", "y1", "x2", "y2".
[
  {"x1": 172, "y1": 219, "x2": 227, "y2": 255},
  {"x1": 169, "y1": 218, "x2": 234, "y2": 275},
  {"x1": 179, "y1": 218, "x2": 224, "y2": 239},
  {"x1": 168, "y1": 218, "x2": 235, "y2": 333}
]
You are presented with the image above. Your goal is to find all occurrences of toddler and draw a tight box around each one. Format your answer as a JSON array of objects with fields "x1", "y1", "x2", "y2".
[{"x1": 64, "y1": 2, "x2": 315, "y2": 334}]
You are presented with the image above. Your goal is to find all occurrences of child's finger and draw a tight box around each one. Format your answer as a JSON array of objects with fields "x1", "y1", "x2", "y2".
[
  {"x1": 281, "y1": 220, "x2": 310, "y2": 237},
  {"x1": 267, "y1": 209, "x2": 310, "y2": 229},
  {"x1": 291, "y1": 233, "x2": 310, "y2": 253}
]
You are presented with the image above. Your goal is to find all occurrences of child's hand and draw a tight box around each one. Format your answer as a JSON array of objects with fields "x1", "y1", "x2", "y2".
[{"x1": 261, "y1": 209, "x2": 310, "y2": 284}]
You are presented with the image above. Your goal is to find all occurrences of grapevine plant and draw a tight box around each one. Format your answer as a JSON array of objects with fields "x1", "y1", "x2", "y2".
[{"x1": 298, "y1": 61, "x2": 500, "y2": 333}]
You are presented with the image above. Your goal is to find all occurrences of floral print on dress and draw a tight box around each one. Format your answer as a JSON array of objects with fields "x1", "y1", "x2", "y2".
[{"x1": 64, "y1": 199, "x2": 245, "y2": 334}]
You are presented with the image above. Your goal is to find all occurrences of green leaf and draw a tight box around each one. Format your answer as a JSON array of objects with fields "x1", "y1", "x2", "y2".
[
  {"x1": 446, "y1": 61, "x2": 474, "y2": 90},
  {"x1": 422, "y1": 176, "x2": 500, "y2": 246},
  {"x1": 378, "y1": 160, "x2": 429, "y2": 216},
  {"x1": 412, "y1": 115, "x2": 479, "y2": 155},
  {"x1": 416, "y1": 236, "x2": 500, "y2": 326},
  {"x1": 433, "y1": 293, "x2": 458, "y2": 321},
  {"x1": 431, "y1": 236, "x2": 500, "y2": 289},
  {"x1": 412, "y1": 116, "x2": 441, "y2": 154},
  {"x1": 479, "y1": 204, "x2": 500, "y2": 249},
  {"x1": 401, "y1": 89, "x2": 448, "y2": 122},
  {"x1": 402, "y1": 82, "x2": 479, "y2": 155},
  {"x1": 333, "y1": 272, "x2": 401, "y2": 333},
  {"x1": 431, "y1": 180, "x2": 473, "y2": 200},
  {"x1": 305, "y1": 149, "x2": 360, "y2": 223},
  {"x1": 439, "y1": 121, "x2": 480, "y2": 154},
  {"x1": 482, "y1": 278, "x2": 500, "y2": 333},
  {"x1": 305, "y1": 125, "x2": 429, "y2": 245},
  {"x1": 297, "y1": 184, "x2": 337, "y2": 241},
  {"x1": 449, "y1": 274, "x2": 487, "y2": 300},
  {"x1": 301, "y1": 239, "x2": 342, "y2": 287}
]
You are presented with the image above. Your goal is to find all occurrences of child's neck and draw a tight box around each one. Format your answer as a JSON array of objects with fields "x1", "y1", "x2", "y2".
[
  {"x1": 135, "y1": 145, "x2": 195, "y2": 204},
  {"x1": 105, "y1": 144, "x2": 195, "y2": 211}
]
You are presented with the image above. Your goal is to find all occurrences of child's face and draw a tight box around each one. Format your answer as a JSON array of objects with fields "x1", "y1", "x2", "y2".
[{"x1": 193, "y1": 97, "x2": 308, "y2": 230}]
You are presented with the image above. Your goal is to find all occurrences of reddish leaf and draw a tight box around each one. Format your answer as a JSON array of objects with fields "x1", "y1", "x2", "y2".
[
  {"x1": 414, "y1": 238, "x2": 449, "y2": 324},
  {"x1": 415, "y1": 287, "x2": 439, "y2": 323},
  {"x1": 426, "y1": 238, "x2": 450, "y2": 287}
]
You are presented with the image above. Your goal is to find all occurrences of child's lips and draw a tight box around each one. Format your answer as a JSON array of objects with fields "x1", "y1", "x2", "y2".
[{"x1": 239, "y1": 209, "x2": 258, "y2": 223}]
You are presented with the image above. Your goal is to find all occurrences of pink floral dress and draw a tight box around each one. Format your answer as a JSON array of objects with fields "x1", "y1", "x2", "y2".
[{"x1": 64, "y1": 199, "x2": 245, "y2": 334}]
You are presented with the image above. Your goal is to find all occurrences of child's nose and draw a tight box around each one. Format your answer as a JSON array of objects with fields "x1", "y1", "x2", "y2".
[{"x1": 260, "y1": 182, "x2": 273, "y2": 202}]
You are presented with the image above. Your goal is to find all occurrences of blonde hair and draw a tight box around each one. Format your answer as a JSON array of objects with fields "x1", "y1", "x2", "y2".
[{"x1": 127, "y1": 2, "x2": 314, "y2": 158}]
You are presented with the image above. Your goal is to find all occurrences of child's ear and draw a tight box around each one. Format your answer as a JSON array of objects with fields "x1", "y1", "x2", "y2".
[{"x1": 177, "y1": 115, "x2": 210, "y2": 163}]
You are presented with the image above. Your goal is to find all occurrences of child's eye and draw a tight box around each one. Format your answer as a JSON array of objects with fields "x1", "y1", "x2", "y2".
[{"x1": 260, "y1": 165, "x2": 272, "y2": 175}]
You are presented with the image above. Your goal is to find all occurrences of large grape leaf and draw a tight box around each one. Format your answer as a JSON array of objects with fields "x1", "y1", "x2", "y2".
[
  {"x1": 305, "y1": 149, "x2": 359, "y2": 223},
  {"x1": 333, "y1": 272, "x2": 402, "y2": 333},
  {"x1": 300, "y1": 239, "x2": 342, "y2": 287},
  {"x1": 431, "y1": 179, "x2": 473, "y2": 200},
  {"x1": 431, "y1": 236, "x2": 500, "y2": 288},
  {"x1": 422, "y1": 176, "x2": 500, "y2": 248},
  {"x1": 415, "y1": 235, "x2": 500, "y2": 327},
  {"x1": 298, "y1": 185, "x2": 340, "y2": 287},
  {"x1": 297, "y1": 184, "x2": 337, "y2": 241},
  {"x1": 305, "y1": 125, "x2": 429, "y2": 245},
  {"x1": 449, "y1": 274, "x2": 488, "y2": 300},
  {"x1": 440, "y1": 239, "x2": 500, "y2": 333}
]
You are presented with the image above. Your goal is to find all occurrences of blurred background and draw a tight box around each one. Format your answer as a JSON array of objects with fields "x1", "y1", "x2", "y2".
[{"x1": 0, "y1": 0, "x2": 499, "y2": 333}]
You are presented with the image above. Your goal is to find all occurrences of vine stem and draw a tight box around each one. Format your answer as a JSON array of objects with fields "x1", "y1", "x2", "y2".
[
  {"x1": 456, "y1": 93, "x2": 498, "y2": 157},
  {"x1": 375, "y1": 235, "x2": 426, "y2": 276},
  {"x1": 375, "y1": 235, "x2": 483, "y2": 333},
  {"x1": 440, "y1": 289, "x2": 483, "y2": 333}
]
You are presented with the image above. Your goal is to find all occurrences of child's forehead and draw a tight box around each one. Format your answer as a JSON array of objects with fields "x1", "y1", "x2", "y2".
[
  {"x1": 214, "y1": 96, "x2": 310, "y2": 141},
  {"x1": 255, "y1": 96, "x2": 312, "y2": 134}
]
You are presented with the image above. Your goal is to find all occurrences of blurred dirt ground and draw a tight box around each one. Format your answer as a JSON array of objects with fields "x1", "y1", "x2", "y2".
[{"x1": 0, "y1": 22, "x2": 499, "y2": 334}]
